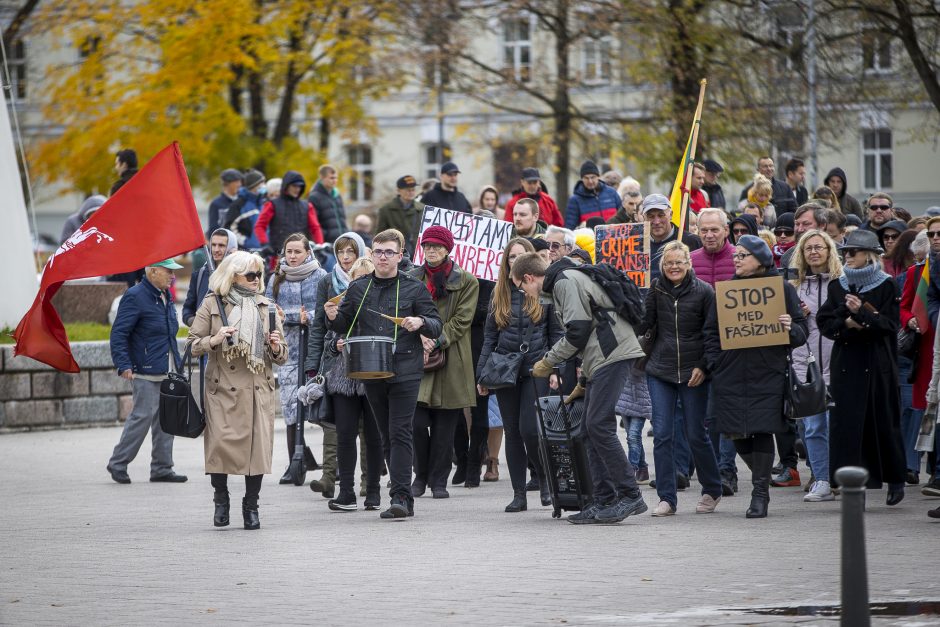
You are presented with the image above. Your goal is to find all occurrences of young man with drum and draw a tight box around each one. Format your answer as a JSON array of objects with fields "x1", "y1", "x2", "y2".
[{"x1": 324, "y1": 229, "x2": 443, "y2": 519}]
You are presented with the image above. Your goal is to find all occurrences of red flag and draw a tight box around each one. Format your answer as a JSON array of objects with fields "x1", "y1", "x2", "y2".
[{"x1": 12, "y1": 142, "x2": 204, "y2": 372}]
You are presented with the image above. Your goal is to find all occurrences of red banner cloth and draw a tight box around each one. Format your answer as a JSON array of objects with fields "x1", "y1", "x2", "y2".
[{"x1": 13, "y1": 142, "x2": 204, "y2": 372}]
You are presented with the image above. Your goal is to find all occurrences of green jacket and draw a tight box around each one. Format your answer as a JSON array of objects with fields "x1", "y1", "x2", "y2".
[
  {"x1": 376, "y1": 196, "x2": 425, "y2": 255},
  {"x1": 543, "y1": 260, "x2": 644, "y2": 379},
  {"x1": 511, "y1": 220, "x2": 547, "y2": 238},
  {"x1": 410, "y1": 262, "x2": 479, "y2": 409}
]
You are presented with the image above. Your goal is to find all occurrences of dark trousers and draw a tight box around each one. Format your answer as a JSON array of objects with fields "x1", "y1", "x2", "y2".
[
  {"x1": 495, "y1": 376, "x2": 547, "y2": 494},
  {"x1": 414, "y1": 407, "x2": 462, "y2": 490},
  {"x1": 211, "y1": 473, "x2": 263, "y2": 507},
  {"x1": 584, "y1": 360, "x2": 640, "y2": 503},
  {"x1": 364, "y1": 378, "x2": 421, "y2": 500},
  {"x1": 454, "y1": 325, "x2": 490, "y2": 477},
  {"x1": 775, "y1": 420, "x2": 799, "y2": 470},
  {"x1": 333, "y1": 393, "x2": 383, "y2": 495},
  {"x1": 733, "y1": 433, "x2": 775, "y2": 457}
]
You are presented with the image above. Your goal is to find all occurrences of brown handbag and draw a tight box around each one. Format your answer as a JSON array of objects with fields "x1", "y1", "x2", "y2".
[{"x1": 423, "y1": 346, "x2": 447, "y2": 372}]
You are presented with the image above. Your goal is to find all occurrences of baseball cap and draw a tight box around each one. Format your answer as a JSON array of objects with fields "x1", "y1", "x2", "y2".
[
  {"x1": 440, "y1": 162, "x2": 460, "y2": 175},
  {"x1": 521, "y1": 167, "x2": 540, "y2": 181},
  {"x1": 220, "y1": 168, "x2": 244, "y2": 183},
  {"x1": 149, "y1": 258, "x2": 184, "y2": 270},
  {"x1": 396, "y1": 175, "x2": 417, "y2": 189}
]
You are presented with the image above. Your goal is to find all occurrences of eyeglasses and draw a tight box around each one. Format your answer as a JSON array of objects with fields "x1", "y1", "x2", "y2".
[
  {"x1": 372, "y1": 248, "x2": 400, "y2": 258},
  {"x1": 882, "y1": 232, "x2": 900, "y2": 241},
  {"x1": 732, "y1": 253, "x2": 754, "y2": 261},
  {"x1": 663, "y1": 261, "x2": 689, "y2": 268},
  {"x1": 548, "y1": 241, "x2": 569, "y2": 251},
  {"x1": 774, "y1": 229, "x2": 794, "y2": 236},
  {"x1": 804, "y1": 245, "x2": 827, "y2": 253},
  {"x1": 869, "y1": 205, "x2": 891, "y2": 211},
  {"x1": 928, "y1": 231, "x2": 940, "y2": 239},
  {"x1": 241, "y1": 272, "x2": 262, "y2": 282}
]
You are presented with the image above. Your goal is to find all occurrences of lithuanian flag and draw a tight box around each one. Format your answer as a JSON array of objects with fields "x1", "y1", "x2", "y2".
[
  {"x1": 669, "y1": 79, "x2": 707, "y2": 234},
  {"x1": 913, "y1": 258, "x2": 932, "y2": 332}
]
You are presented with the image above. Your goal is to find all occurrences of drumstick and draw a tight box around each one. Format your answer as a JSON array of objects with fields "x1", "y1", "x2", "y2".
[
  {"x1": 328, "y1": 291, "x2": 346, "y2": 305},
  {"x1": 367, "y1": 308, "x2": 406, "y2": 326}
]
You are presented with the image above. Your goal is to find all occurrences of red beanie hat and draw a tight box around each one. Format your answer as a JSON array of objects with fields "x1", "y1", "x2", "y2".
[{"x1": 421, "y1": 226, "x2": 455, "y2": 252}]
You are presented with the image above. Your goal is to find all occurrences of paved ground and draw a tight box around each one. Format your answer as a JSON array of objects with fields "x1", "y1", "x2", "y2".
[{"x1": 1, "y1": 423, "x2": 938, "y2": 626}]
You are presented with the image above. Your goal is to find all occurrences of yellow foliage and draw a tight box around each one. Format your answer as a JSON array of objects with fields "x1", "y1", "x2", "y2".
[{"x1": 30, "y1": 0, "x2": 398, "y2": 193}]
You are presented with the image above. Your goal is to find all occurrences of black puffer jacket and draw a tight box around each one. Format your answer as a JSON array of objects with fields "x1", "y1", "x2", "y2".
[
  {"x1": 420, "y1": 183, "x2": 472, "y2": 213},
  {"x1": 308, "y1": 181, "x2": 348, "y2": 243},
  {"x1": 476, "y1": 288, "x2": 563, "y2": 377},
  {"x1": 637, "y1": 271, "x2": 715, "y2": 385},
  {"x1": 703, "y1": 268, "x2": 808, "y2": 436},
  {"x1": 327, "y1": 271, "x2": 443, "y2": 382}
]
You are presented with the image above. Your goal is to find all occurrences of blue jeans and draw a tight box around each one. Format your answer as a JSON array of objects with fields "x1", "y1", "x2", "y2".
[
  {"x1": 797, "y1": 411, "x2": 829, "y2": 482},
  {"x1": 898, "y1": 357, "x2": 922, "y2": 472},
  {"x1": 647, "y1": 375, "x2": 722, "y2": 509},
  {"x1": 674, "y1": 402, "x2": 692, "y2": 476},
  {"x1": 622, "y1": 416, "x2": 648, "y2": 470}
]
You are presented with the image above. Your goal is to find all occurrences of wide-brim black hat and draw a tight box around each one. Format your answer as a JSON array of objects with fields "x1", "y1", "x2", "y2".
[{"x1": 839, "y1": 229, "x2": 883, "y2": 255}]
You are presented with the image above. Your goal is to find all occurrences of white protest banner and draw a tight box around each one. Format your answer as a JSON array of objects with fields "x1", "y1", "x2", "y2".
[{"x1": 412, "y1": 205, "x2": 513, "y2": 282}]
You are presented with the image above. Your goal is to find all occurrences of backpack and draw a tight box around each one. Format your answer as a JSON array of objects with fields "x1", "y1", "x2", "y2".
[{"x1": 568, "y1": 262, "x2": 645, "y2": 326}]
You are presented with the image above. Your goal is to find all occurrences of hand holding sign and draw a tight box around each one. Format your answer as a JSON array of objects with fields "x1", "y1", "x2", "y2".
[{"x1": 715, "y1": 276, "x2": 789, "y2": 350}]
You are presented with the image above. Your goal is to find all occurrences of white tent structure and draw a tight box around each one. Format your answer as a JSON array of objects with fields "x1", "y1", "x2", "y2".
[{"x1": 0, "y1": 87, "x2": 39, "y2": 329}]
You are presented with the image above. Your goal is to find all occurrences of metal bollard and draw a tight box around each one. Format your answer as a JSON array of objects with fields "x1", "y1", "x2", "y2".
[{"x1": 835, "y1": 466, "x2": 870, "y2": 627}]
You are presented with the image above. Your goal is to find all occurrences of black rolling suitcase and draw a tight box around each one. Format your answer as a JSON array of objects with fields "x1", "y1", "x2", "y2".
[{"x1": 532, "y1": 376, "x2": 593, "y2": 518}]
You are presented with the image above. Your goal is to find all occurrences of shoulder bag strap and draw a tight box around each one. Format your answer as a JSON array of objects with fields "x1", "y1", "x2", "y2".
[{"x1": 519, "y1": 311, "x2": 536, "y2": 353}]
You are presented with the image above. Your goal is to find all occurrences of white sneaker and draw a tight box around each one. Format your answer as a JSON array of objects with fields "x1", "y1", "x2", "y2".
[
  {"x1": 651, "y1": 500, "x2": 676, "y2": 517},
  {"x1": 804, "y1": 480, "x2": 835, "y2": 502}
]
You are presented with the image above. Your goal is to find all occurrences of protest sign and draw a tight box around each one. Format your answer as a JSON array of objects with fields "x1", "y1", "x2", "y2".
[
  {"x1": 715, "y1": 276, "x2": 789, "y2": 350},
  {"x1": 412, "y1": 205, "x2": 513, "y2": 282},
  {"x1": 594, "y1": 223, "x2": 650, "y2": 288}
]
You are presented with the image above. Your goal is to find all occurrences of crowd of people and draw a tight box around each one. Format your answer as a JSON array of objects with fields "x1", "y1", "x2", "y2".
[{"x1": 97, "y1": 148, "x2": 940, "y2": 529}]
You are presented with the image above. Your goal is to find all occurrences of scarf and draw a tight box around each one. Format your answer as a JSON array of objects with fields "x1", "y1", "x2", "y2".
[
  {"x1": 424, "y1": 258, "x2": 453, "y2": 301},
  {"x1": 839, "y1": 262, "x2": 889, "y2": 294},
  {"x1": 223, "y1": 284, "x2": 267, "y2": 374},
  {"x1": 278, "y1": 254, "x2": 320, "y2": 282},
  {"x1": 332, "y1": 264, "x2": 351, "y2": 295}
]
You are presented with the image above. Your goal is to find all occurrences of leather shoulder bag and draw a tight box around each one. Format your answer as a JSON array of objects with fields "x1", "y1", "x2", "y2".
[
  {"x1": 784, "y1": 349, "x2": 829, "y2": 420},
  {"x1": 478, "y1": 316, "x2": 536, "y2": 390},
  {"x1": 159, "y1": 342, "x2": 206, "y2": 438}
]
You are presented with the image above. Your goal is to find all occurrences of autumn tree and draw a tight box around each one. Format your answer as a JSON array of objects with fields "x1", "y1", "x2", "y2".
[{"x1": 30, "y1": 0, "x2": 398, "y2": 193}]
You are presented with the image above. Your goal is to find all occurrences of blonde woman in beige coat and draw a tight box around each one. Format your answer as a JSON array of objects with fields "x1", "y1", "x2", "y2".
[{"x1": 188, "y1": 251, "x2": 287, "y2": 530}]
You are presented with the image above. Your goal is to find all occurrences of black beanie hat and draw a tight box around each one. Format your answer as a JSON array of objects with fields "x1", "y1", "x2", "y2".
[{"x1": 580, "y1": 160, "x2": 600, "y2": 177}]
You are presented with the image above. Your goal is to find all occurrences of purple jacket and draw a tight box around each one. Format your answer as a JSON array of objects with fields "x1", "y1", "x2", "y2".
[
  {"x1": 690, "y1": 241, "x2": 735, "y2": 287},
  {"x1": 792, "y1": 273, "x2": 834, "y2": 384}
]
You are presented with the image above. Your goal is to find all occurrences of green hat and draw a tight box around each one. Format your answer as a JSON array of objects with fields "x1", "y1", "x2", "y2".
[{"x1": 149, "y1": 258, "x2": 184, "y2": 270}]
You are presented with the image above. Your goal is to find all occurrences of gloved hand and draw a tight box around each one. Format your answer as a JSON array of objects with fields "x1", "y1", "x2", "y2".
[
  {"x1": 532, "y1": 357, "x2": 554, "y2": 378},
  {"x1": 565, "y1": 383, "x2": 585, "y2": 405}
]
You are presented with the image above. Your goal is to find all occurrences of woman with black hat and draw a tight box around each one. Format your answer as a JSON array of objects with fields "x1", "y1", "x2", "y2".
[
  {"x1": 817, "y1": 229, "x2": 907, "y2": 505},
  {"x1": 704, "y1": 235, "x2": 808, "y2": 518}
]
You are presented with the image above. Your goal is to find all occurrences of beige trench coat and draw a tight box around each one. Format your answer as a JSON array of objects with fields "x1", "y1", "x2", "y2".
[{"x1": 188, "y1": 293, "x2": 287, "y2": 475}]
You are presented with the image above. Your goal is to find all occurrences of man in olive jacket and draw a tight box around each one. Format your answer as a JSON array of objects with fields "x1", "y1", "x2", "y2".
[
  {"x1": 516, "y1": 254, "x2": 648, "y2": 525},
  {"x1": 376, "y1": 175, "x2": 425, "y2": 259}
]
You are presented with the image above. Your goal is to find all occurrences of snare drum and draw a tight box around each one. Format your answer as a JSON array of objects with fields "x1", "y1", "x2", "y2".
[{"x1": 344, "y1": 336, "x2": 395, "y2": 379}]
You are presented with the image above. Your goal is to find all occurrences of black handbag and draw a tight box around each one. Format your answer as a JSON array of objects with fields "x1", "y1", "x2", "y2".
[
  {"x1": 159, "y1": 343, "x2": 206, "y2": 438},
  {"x1": 898, "y1": 327, "x2": 920, "y2": 361},
  {"x1": 478, "y1": 320, "x2": 535, "y2": 390},
  {"x1": 784, "y1": 350, "x2": 829, "y2": 420}
]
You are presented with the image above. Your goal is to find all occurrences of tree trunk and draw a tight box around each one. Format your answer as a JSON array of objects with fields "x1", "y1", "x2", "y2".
[
  {"x1": 319, "y1": 115, "x2": 330, "y2": 153},
  {"x1": 247, "y1": 70, "x2": 266, "y2": 138},
  {"x1": 272, "y1": 33, "x2": 302, "y2": 147},
  {"x1": 891, "y1": 0, "x2": 940, "y2": 117},
  {"x1": 1, "y1": 0, "x2": 40, "y2": 52},
  {"x1": 228, "y1": 65, "x2": 244, "y2": 116}
]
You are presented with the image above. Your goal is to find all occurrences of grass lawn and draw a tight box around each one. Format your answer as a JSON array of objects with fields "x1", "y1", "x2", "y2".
[{"x1": 1, "y1": 323, "x2": 189, "y2": 344}]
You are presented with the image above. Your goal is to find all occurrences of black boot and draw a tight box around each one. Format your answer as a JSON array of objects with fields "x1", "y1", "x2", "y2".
[
  {"x1": 451, "y1": 460, "x2": 467, "y2": 486},
  {"x1": 505, "y1": 491, "x2": 527, "y2": 513},
  {"x1": 746, "y1": 452, "x2": 772, "y2": 519},
  {"x1": 213, "y1": 494, "x2": 230, "y2": 527},
  {"x1": 242, "y1": 498, "x2": 260, "y2": 530},
  {"x1": 539, "y1": 472, "x2": 552, "y2": 506}
]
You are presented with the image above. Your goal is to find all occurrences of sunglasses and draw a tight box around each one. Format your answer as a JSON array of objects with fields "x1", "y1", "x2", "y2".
[
  {"x1": 843, "y1": 249, "x2": 861, "y2": 257},
  {"x1": 882, "y1": 232, "x2": 900, "y2": 241},
  {"x1": 928, "y1": 231, "x2": 940, "y2": 239},
  {"x1": 241, "y1": 271, "x2": 262, "y2": 282},
  {"x1": 869, "y1": 205, "x2": 891, "y2": 211},
  {"x1": 548, "y1": 241, "x2": 568, "y2": 251},
  {"x1": 732, "y1": 228, "x2": 750, "y2": 235},
  {"x1": 774, "y1": 228, "x2": 794, "y2": 236}
]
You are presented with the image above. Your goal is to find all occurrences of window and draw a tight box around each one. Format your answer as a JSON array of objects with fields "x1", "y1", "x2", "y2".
[
  {"x1": 79, "y1": 36, "x2": 101, "y2": 59},
  {"x1": 423, "y1": 143, "x2": 451, "y2": 181},
  {"x1": 347, "y1": 145, "x2": 373, "y2": 202},
  {"x1": 861, "y1": 30, "x2": 891, "y2": 72},
  {"x1": 502, "y1": 17, "x2": 531, "y2": 83},
  {"x1": 582, "y1": 36, "x2": 613, "y2": 83},
  {"x1": 862, "y1": 129, "x2": 892, "y2": 190},
  {"x1": 8, "y1": 39, "x2": 26, "y2": 100}
]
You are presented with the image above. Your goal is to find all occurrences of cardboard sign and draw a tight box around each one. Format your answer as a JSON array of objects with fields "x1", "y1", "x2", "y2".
[
  {"x1": 412, "y1": 205, "x2": 513, "y2": 282},
  {"x1": 715, "y1": 276, "x2": 789, "y2": 350},
  {"x1": 594, "y1": 223, "x2": 650, "y2": 288}
]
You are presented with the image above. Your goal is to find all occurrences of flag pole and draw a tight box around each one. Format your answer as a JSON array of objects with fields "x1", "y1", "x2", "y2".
[{"x1": 678, "y1": 79, "x2": 707, "y2": 235}]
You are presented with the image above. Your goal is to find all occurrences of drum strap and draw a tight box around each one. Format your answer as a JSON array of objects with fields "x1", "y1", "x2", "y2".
[{"x1": 346, "y1": 278, "x2": 400, "y2": 349}]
